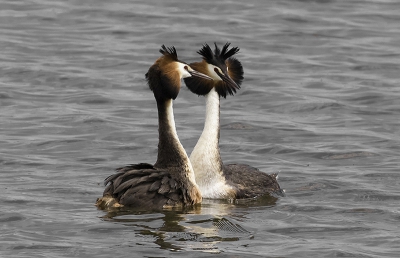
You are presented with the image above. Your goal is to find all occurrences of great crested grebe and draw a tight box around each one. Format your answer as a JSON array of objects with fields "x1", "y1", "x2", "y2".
[
  {"x1": 96, "y1": 45, "x2": 213, "y2": 210},
  {"x1": 184, "y1": 43, "x2": 283, "y2": 199}
]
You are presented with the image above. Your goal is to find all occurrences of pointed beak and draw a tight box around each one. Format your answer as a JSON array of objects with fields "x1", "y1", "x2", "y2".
[
  {"x1": 186, "y1": 67, "x2": 213, "y2": 81},
  {"x1": 214, "y1": 68, "x2": 240, "y2": 90}
]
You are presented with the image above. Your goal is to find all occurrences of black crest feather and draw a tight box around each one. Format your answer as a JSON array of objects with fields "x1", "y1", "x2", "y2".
[
  {"x1": 216, "y1": 42, "x2": 240, "y2": 62},
  {"x1": 197, "y1": 44, "x2": 215, "y2": 65},
  {"x1": 185, "y1": 42, "x2": 244, "y2": 99},
  {"x1": 159, "y1": 45, "x2": 178, "y2": 61}
]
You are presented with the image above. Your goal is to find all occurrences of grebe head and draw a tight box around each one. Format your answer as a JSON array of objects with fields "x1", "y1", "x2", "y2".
[
  {"x1": 184, "y1": 42, "x2": 244, "y2": 98},
  {"x1": 146, "y1": 45, "x2": 212, "y2": 102}
]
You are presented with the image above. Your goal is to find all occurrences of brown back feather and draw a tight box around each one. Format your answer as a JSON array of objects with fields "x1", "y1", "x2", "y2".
[{"x1": 99, "y1": 163, "x2": 201, "y2": 210}]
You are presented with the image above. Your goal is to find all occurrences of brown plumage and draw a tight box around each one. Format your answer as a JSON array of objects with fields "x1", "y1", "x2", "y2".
[
  {"x1": 97, "y1": 164, "x2": 198, "y2": 209},
  {"x1": 96, "y1": 45, "x2": 211, "y2": 210}
]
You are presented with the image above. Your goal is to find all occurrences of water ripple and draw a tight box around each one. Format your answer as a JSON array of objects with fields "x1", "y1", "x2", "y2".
[{"x1": 1, "y1": 0, "x2": 400, "y2": 257}]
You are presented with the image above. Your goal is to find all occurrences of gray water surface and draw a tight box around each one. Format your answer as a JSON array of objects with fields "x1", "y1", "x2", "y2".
[{"x1": 1, "y1": 0, "x2": 400, "y2": 257}]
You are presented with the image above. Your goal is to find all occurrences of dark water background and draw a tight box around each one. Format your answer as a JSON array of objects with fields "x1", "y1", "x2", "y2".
[{"x1": 1, "y1": 0, "x2": 400, "y2": 257}]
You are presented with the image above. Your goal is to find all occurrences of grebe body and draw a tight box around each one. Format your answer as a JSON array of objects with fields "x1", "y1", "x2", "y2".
[
  {"x1": 184, "y1": 43, "x2": 283, "y2": 199},
  {"x1": 96, "y1": 45, "x2": 212, "y2": 210}
]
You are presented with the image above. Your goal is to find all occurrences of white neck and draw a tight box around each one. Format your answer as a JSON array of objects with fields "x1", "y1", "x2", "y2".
[
  {"x1": 155, "y1": 99, "x2": 197, "y2": 185},
  {"x1": 190, "y1": 89, "x2": 234, "y2": 198},
  {"x1": 165, "y1": 99, "x2": 179, "y2": 139}
]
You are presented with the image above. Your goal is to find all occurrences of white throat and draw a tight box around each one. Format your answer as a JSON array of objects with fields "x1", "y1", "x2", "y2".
[
  {"x1": 190, "y1": 89, "x2": 234, "y2": 198},
  {"x1": 161, "y1": 99, "x2": 198, "y2": 185},
  {"x1": 165, "y1": 99, "x2": 179, "y2": 139}
]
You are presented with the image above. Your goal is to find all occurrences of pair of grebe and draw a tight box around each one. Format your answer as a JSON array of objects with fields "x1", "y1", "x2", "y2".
[{"x1": 96, "y1": 43, "x2": 283, "y2": 210}]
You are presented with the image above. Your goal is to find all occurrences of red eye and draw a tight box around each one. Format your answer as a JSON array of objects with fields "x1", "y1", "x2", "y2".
[{"x1": 214, "y1": 67, "x2": 223, "y2": 75}]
